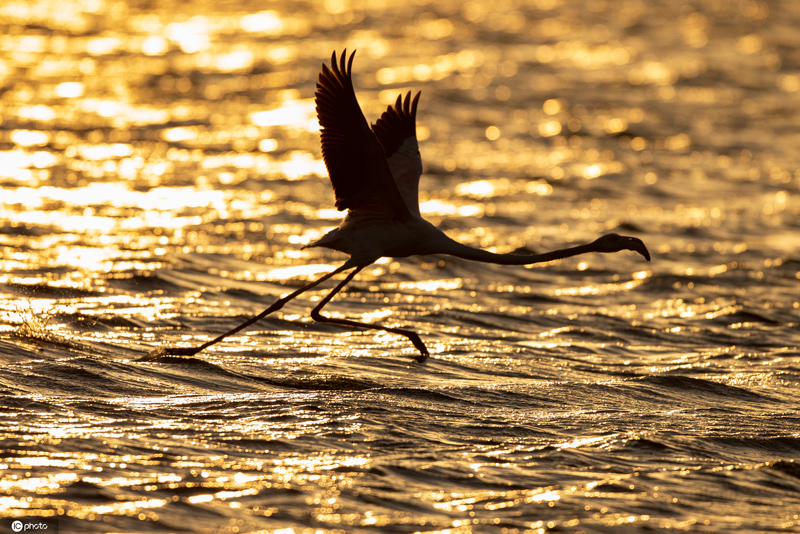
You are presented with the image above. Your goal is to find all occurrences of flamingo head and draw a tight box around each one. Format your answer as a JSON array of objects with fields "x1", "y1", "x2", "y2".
[{"x1": 593, "y1": 233, "x2": 651, "y2": 261}]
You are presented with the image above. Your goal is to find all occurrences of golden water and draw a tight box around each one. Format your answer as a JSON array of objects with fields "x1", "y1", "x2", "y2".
[{"x1": 1, "y1": 0, "x2": 799, "y2": 532}]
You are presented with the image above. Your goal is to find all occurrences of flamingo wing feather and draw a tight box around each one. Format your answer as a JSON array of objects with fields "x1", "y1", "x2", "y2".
[
  {"x1": 315, "y1": 50, "x2": 411, "y2": 219},
  {"x1": 372, "y1": 91, "x2": 423, "y2": 215}
]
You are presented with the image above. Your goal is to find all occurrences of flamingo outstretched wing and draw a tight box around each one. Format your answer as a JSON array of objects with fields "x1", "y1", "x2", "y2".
[
  {"x1": 315, "y1": 50, "x2": 411, "y2": 219},
  {"x1": 372, "y1": 92, "x2": 423, "y2": 216}
]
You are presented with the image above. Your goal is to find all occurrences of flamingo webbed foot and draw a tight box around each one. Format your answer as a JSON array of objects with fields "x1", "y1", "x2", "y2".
[
  {"x1": 402, "y1": 330, "x2": 430, "y2": 362},
  {"x1": 139, "y1": 345, "x2": 202, "y2": 361}
]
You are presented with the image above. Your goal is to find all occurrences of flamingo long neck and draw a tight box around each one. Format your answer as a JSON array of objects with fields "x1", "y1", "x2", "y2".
[{"x1": 439, "y1": 238, "x2": 597, "y2": 266}]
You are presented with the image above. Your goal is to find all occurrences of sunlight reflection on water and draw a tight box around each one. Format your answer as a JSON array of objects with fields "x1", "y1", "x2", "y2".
[{"x1": 1, "y1": 0, "x2": 800, "y2": 531}]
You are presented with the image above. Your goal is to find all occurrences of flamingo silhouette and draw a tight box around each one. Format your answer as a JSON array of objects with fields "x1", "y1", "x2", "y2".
[{"x1": 147, "y1": 49, "x2": 650, "y2": 361}]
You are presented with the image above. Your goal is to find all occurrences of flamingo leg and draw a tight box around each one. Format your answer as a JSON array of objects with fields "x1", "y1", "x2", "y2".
[
  {"x1": 310, "y1": 267, "x2": 430, "y2": 361},
  {"x1": 144, "y1": 262, "x2": 356, "y2": 359}
]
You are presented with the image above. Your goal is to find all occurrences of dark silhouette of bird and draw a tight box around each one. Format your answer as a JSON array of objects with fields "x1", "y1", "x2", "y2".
[{"x1": 147, "y1": 49, "x2": 650, "y2": 361}]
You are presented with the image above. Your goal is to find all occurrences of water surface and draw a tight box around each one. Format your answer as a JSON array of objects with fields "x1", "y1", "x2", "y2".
[{"x1": 1, "y1": 0, "x2": 799, "y2": 532}]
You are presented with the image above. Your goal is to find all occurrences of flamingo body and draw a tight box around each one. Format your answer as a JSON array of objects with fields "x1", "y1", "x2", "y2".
[{"x1": 309, "y1": 213, "x2": 450, "y2": 264}]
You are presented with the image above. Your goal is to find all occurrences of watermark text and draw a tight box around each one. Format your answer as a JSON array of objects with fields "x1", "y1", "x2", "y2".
[{"x1": 4, "y1": 519, "x2": 59, "y2": 534}]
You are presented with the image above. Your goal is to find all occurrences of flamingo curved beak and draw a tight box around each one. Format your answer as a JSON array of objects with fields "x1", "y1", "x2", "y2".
[{"x1": 631, "y1": 237, "x2": 651, "y2": 261}]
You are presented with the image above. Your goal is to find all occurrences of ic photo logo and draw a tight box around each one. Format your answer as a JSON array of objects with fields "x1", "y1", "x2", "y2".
[{"x1": 5, "y1": 519, "x2": 58, "y2": 534}]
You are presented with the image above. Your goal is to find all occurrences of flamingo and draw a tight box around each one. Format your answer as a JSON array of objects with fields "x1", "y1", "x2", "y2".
[{"x1": 147, "y1": 49, "x2": 650, "y2": 361}]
